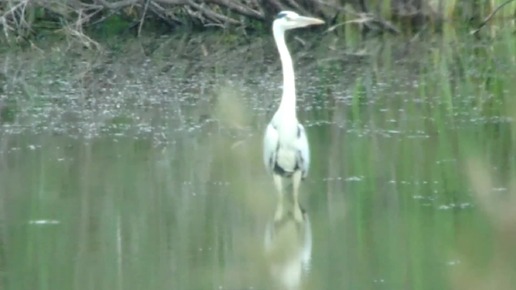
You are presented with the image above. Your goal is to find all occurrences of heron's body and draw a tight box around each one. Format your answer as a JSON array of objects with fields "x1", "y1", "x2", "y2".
[
  {"x1": 265, "y1": 117, "x2": 308, "y2": 176},
  {"x1": 263, "y1": 11, "x2": 323, "y2": 222}
]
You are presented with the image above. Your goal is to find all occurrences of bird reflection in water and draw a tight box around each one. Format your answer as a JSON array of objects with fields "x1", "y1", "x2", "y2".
[{"x1": 264, "y1": 208, "x2": 312, "y2": 290}]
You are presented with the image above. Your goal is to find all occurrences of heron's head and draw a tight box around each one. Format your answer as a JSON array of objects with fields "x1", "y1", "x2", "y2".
[{"x1": 273, "y1": 11, "x2": 325, "y2": 32}]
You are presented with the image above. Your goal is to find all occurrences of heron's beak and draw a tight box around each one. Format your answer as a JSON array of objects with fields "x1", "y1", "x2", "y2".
[{"x1": 296, "y1": 16, "x2": 325, "y2": 27}]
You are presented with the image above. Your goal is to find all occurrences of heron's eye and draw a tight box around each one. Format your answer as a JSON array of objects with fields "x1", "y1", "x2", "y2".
[{"x1": 276, "y1": 12, "x2": 287, "y2": 19}]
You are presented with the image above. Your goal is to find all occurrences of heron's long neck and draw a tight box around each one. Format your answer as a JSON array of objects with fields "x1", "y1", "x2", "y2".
[{"x1": 273, "y1": 26, "x2": 297, "y2": 119}]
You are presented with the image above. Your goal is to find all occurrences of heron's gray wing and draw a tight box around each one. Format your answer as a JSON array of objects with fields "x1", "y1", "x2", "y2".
[
  {"x1": 263, "y1": 123, "x2": 279, "y2": 173},
  {"x1": 297, "y1": 124, "x2": 310, "y2": 178}
]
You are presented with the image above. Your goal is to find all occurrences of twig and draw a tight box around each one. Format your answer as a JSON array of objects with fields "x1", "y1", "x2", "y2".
[
  {"x1": 187, "y1": 0, "x2": 239, "y2": 25},
  {"x1": 149, "y1": 1, "x2": 184, "y2": 24},
  {"x1": 4, "y1": 0, "x2": 33, "y2": 40},
  {"x1": 326, "y1": 12, "x2": 399, "y2": 34},
  {"x1": 138, "y1": 0, "x2": 151, "y2": 36},
  {"x1": 0, "y1": 17, "x2": 11, "y2": 42},
  {"x1": 2, "y1": 0, "x2": 28, "y2": 16},
  {"x1": 210, "y1": 0, "x2": 264, "y2": 20},
  {"x1": 326, "y1": 15, "x2": 373, "y2": 33},
  {"x1": 471, "y1": 0, "x2": 516, "y2": 35},
  {"x1": 58, "y1": 9, "x2": 102, "y2": 51},
  {"x1": 154, "y1": 0, "x2": 187, "y2": 4},
  {"x1": 96, "y1": 0, "x2": 139, "y2": 9}
]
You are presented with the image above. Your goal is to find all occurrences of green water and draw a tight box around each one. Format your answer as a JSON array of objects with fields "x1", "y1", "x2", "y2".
[{"x1": 1, "y1": 25, "x2": 516, "y2": 290}]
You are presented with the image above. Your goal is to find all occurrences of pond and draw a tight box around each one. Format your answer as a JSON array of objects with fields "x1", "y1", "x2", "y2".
[{"x1": 1, "y1": 24, "x2": 516, "y2": 290}]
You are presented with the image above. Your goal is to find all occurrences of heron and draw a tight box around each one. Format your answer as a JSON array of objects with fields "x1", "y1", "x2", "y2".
[{"x1": 263, "y1": 11, "x2": 324, "y2": 222}]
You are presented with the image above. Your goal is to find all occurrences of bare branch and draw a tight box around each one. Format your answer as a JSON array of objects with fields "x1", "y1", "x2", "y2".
[
  {"x1": 95, "y1": 0, "x2": 139, "y2": 9},
  {"x1": 209, "y1": 0, "x2": 264, "y2": 20},
  {"x1": 471, "y1": 0, "x2": 516, "y2": 36},
  {"x1": 138, "y1": 0, "x2": 151, "y2": 36},
  {"x1": 154, "y1": 0, "x2": 188, "y2": 4},
  {"x1": 149, "y1": 1, "x2": 184, "y2": 24},
  {"x1": 187, "y1": 0, "x2": 239, "y2": 25}
]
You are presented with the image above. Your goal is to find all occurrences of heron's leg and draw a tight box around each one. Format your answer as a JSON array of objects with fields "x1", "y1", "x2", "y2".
[
  {"x1": 292, "y1": 171, "x2": 303, "y2": 222},
  {"x1": 273, "y1": 174, "x2": 284, "y2": 221}
]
